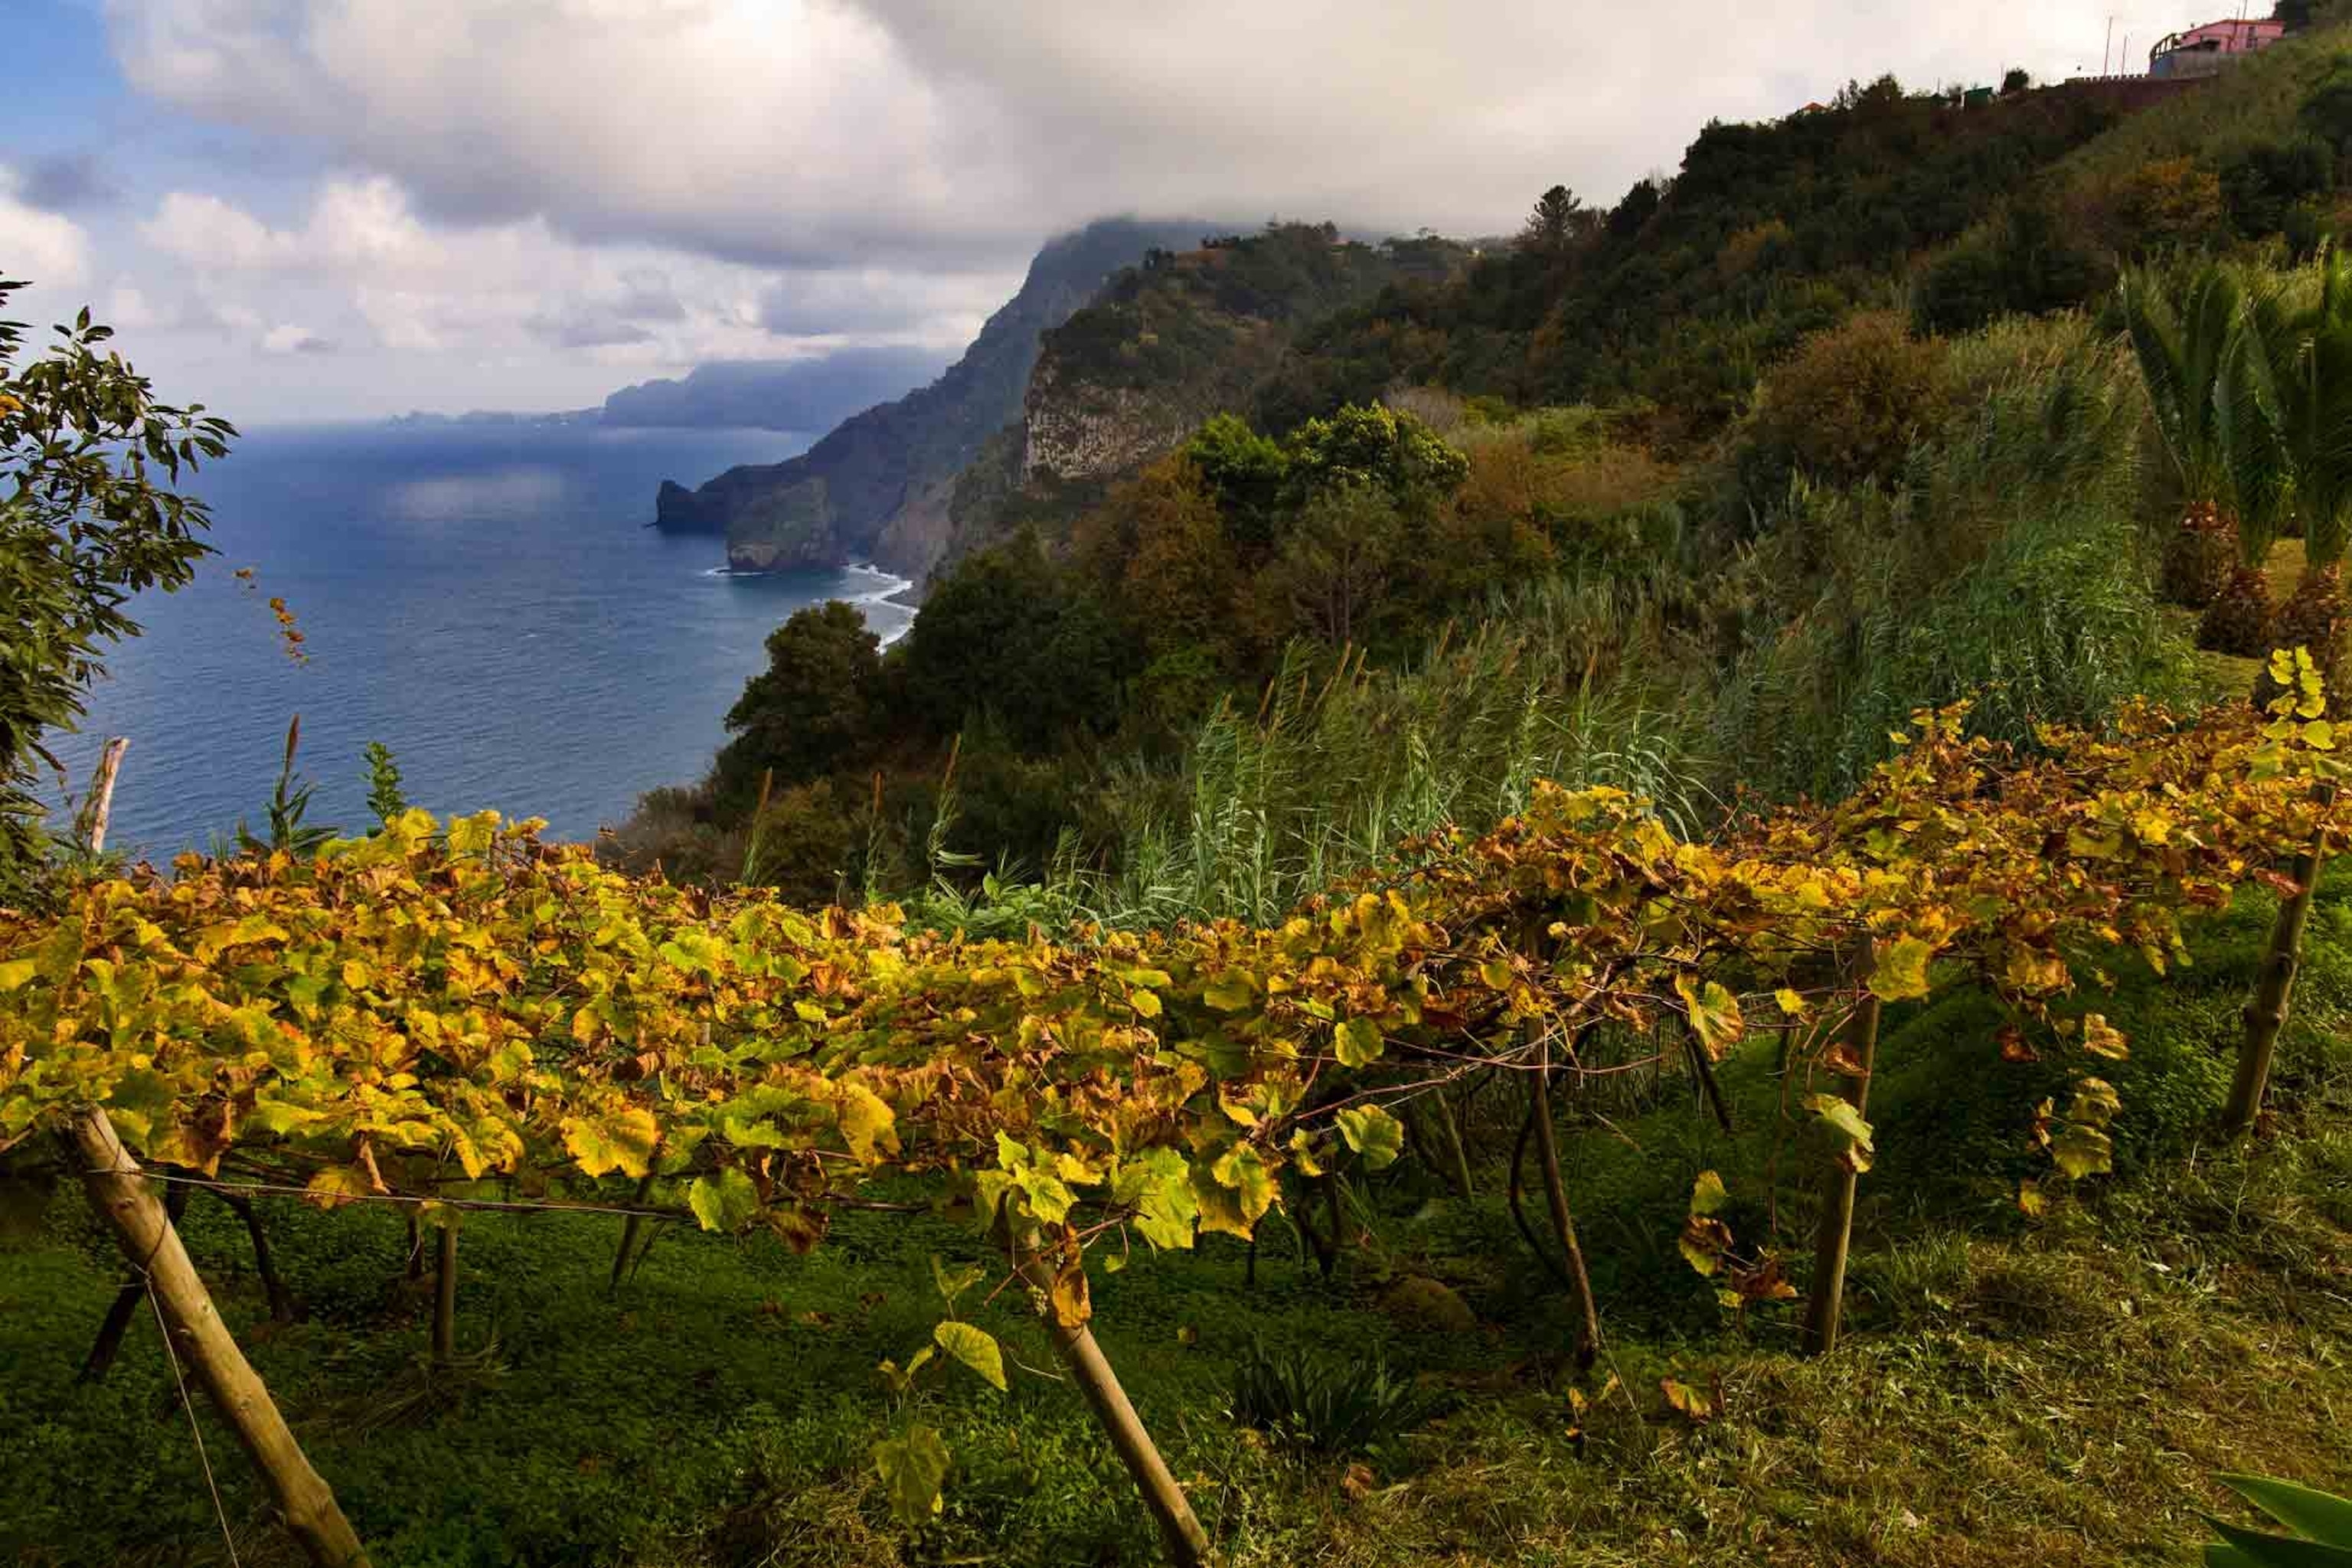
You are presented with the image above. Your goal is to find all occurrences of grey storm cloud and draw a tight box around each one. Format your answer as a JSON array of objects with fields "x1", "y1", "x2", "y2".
[
  {"x1": 10, "y1": 151, "x2": 119, "y2": 212},
  {"x1": 104, "y1": 0, "x2": 2131, "y2": 276},
  {"x1": 614, "y1": 267, "x2": 688, "y2": 323},
  {"x1": 523, "y1": 308, "x2": 657, "y2": 349}
]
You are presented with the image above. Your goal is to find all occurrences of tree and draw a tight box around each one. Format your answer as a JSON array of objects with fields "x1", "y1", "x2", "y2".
[
  {"x1": 2257, "y1": 255, "x2": 2352, "y2": 676},
  {"x1": 0, "y1": 279, "x2": 234, "y2": 895},
  {"x1": 1102, "y1": 458, "x2": 1238, "y2": 658},
  {"x1": 1518, "y1": 185, "x2": 1584, "y2": 255},
  {"x1": 714, "y1": 599, "x2": 884, "y2": 804},
  {"x1": 1737, "y1": 312, "x2": 1949, "y2": 506},
  {"x1": 1607, "y1": 177, "x2": 1665, "y2": 238},
  {"x1": 1283, "y1": 403, "x2": 1469, "y2": 507},
  {"x1": 2121, "y1": 264, "x2": 2262, "y2": 624},
  {"x1": 1180, "y1": 413, "x2": 1290, "y2": 552},
  {"x1": 1256, "y1": 483, "x2": 1406, "y2": 647},
  {"x1": 898, "y1": 539, "x2": 1134, "y2": 750},
  {"x1": 2002, "y1": 67, "x2": 2031, "y2": 94},
  {"x1": 2300, "y1": 64, "x2": 2352, "y2": 155},
  {"x1": 1913, "y1": 198, "x2": 2109, "y2": 335}
]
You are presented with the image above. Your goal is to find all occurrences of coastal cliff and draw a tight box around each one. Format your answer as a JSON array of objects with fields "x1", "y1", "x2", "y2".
[
  {"x1": 652, "y1": 217, "x2": 1210, "y2": 577},
  {"x1": 931, "y1": 222, "x2": 1452, "y2": 573}
]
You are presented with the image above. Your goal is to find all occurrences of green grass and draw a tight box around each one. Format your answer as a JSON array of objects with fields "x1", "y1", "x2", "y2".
[{"x1": 9, "y1": 878, "x2": 2352, "y2": 1565}]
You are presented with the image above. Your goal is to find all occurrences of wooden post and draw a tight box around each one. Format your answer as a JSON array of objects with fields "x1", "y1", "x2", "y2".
[
  {"x1": 77, "y1": 738, "x2": 129, "y2": 854},
  {"x1": 1014, "y1": 1234, "x2": 1210, "y2": 1566},
  {"x1": 2225, "y1": 825, "x2": 2329, "y2": 1136},
  {"x1": 69, "y1": 1108, "x2": 369, "y2": 1568},
  {"x1": 1527, "y1": 1040, "x2": 1603, "y2": 1369},
  {"x1": 431, "y1": 1222, "x2": 459, "y2": 1367},
  {"x1": 1802, "y1": 987, "x2": 1883, "y2": 1357}
]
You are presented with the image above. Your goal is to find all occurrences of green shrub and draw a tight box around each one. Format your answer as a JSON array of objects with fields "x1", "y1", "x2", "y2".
[
  {"x1": 1913, "y1": 199, "x2": 2112, "y2": 336},
  {"x1": 1227, "y1": 1336, "x2": 1450, "y2": 1456},
  {"x1": 1733, "y1": 312, "x2": 1952, "y2": 513}
]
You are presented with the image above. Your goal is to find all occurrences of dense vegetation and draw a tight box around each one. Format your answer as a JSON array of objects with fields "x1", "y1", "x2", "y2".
[
  {"x1": 613, "y1": 20, "x2": 2352, "y2": 916},
  {"x1": 18, "y1": 11, "x2": 2352, "y2": 1566},
  {"x1": 0, "y1": 283, "x2": 235, "y2": 906}
]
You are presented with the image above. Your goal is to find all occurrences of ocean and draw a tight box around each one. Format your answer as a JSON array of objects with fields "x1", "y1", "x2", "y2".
[{"x1": 40, "y1": 423, "x2": 913, "y2": 859}]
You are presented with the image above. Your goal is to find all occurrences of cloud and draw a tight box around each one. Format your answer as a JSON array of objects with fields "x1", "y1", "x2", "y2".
[
  {"x1": 260, "y1": 322, "x2": 335, "y2": 353},
  {"x1": 142, "y1": 188, "x2": 301, "y2": 268},
  {"x1": 758, "y1": 266, "x2": 1018, "y2": 336},
  {"x1": 11, "y1": 151, "x2": 119, "y2": 212},
  {"x1": 108, "y1": 0, "x2": 2146, "y2": 272},
  {"x1": 78, "y1": 0, "x2": 2160, "y2": 420},
  {"x1": 524, "y1": 309, "x2": 655, "y2": 349},
  {"x1": 130, "y1": 174, "x2": 1010, "y2": 371},
  {"x1": 0, "y1": 171, "x2": 93, "y2": 288}
]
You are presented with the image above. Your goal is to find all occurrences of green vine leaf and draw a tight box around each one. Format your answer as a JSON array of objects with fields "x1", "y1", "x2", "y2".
[
  {"x1": 1807, "y1": 1094, "x2": 1875, "y2": 1174},
  {"x1": 932, "y1": 1321, "x2": 1008, "y2": 1392},
  {"x1": 1335, "y1": 1104, "x2": 1404, "y2": 1170},
  {"x1": 873, "y1": 1425, "x2": 951, "y2": 1529},
  {"x1": 687, "y1": 1169, "x2": 759, "y2": 1233}
]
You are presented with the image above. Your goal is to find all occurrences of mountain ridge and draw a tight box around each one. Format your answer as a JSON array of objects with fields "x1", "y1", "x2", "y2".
[{"x1": 651, "y1": 217, "x2": 1216, "y2": 577}]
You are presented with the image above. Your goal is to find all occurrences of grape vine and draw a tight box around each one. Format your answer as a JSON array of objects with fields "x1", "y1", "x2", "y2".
[{"x1": 2, "y1": 651, "x2": 2341, "y2": 1564}]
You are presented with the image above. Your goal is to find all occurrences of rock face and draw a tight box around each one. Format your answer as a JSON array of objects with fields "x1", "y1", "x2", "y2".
[
  {"x1": 930, "y1": 224, "x2": 1423, "y2": 575},
  {"x1": 1018, "y1": 358, "x2": 1219, "y2": 485},
  {"x1": 650, "y1": 217, "x2": 1213, "y2": 578}
]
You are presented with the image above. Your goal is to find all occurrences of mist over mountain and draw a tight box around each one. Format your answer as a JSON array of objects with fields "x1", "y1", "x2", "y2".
[{"x1": 599, "y1": 347, "x2": 956, "y2": 431}]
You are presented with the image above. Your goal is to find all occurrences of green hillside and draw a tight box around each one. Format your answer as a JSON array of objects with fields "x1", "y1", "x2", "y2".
[{"x1": 623, "y1": 26, "x2": 2352, "y2": 901}]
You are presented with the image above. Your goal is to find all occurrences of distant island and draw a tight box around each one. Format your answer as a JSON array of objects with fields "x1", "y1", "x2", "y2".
[{"x1": 385, "y1": 345, "x2": 958, "y2": 436}]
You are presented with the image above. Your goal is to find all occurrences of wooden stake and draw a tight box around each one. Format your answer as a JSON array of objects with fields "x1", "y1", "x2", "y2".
[
  {"x1": 432, "y1": 1222, "x2": 459, "y2": 1367},
  {"x1": 1527, "y1": 1041, "x2": 1603, "y2": 1369},
  {"x1": 78, "y1": 737, "x2": 129, "y2": 854},
  {"x1": 1014, "y1": 1233, "x2": 1210, "y2": 1566},
  {"x1": 2225, "y1": 819, "x2": 2329, "y2": 1135},
  {"x1": 69, "y1": 1108, "x2": 369, "y2": 1567},
  {"x1": 1802, "y1": 985, "x2": 1883, "y2": 1357}
]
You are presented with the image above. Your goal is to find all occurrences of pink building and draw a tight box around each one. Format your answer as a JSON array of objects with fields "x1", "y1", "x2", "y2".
[{"x1": 2151, "y1": 16, "x2": 2288, "y2": 78}]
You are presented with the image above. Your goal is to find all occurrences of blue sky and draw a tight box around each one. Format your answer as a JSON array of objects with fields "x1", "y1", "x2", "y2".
[{"x1": 2, "y1": 0, "x2": 2233, "y2": 423}]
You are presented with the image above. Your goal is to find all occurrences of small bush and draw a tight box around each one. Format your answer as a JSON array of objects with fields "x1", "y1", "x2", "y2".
[{"x1": 1736, "y1": 312, "x2": 1951, "y2": 507}]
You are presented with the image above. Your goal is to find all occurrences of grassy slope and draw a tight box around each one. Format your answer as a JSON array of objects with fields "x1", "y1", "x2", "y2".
[
  {"x1": 2053, "y1": 25, "x2": 2350, "y2": 193},
  {"x1": 6, "y1": 872, "x2": 2352, "y2": 1566}
]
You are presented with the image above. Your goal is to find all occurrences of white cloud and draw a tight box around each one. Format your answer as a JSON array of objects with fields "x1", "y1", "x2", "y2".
[
  {"x1": 116, "y1": 174, "x2": 1009, "y2": 413},
  {"x1": 108, "y1": 0, "x2": 1015, "y2": 266},
  {"x1": 0, "y1": 170, "x2": 94, "y2": 289},
  {"x1": 107, "y1": 0, "x2": 2159, "y2": 269},
  {"x1": 78, "y1": 0, "x2": 2174, "y2": 419},
  {"x1": 141, "y1": 190, "x2": 299, "y2": 269}
]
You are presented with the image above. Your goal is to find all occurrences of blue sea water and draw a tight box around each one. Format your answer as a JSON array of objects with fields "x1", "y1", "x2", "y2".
[{"x1": 41, "y1": 423, "x2": 913, "y2": 858}]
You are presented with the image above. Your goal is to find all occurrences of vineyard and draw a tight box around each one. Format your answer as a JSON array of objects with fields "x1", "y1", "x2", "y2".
[{"x1": 3, "y1": 655, "x2": 2348, "y2": 1565}]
